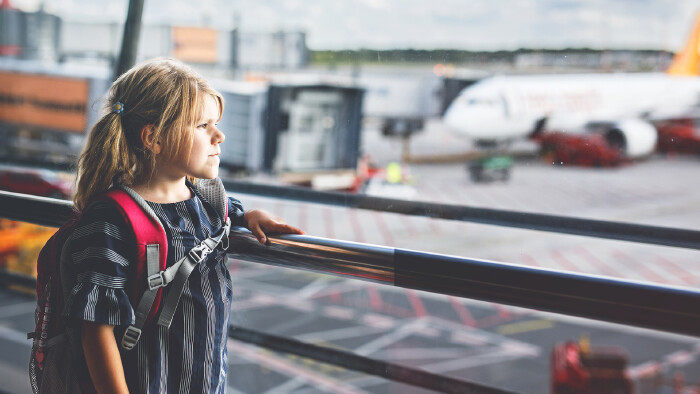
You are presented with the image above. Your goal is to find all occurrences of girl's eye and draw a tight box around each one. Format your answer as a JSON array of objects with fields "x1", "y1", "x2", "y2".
[{"x1": 197, "y1": 123, "x2": 208, "y2": 129}]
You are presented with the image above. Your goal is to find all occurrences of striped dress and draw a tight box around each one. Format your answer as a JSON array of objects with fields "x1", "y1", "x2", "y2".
[{"x1": 62, "y1": 182, "x2": 245, "y2": 394}]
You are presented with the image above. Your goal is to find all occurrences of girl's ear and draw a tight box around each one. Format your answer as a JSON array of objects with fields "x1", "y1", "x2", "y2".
[{"x1": 140, "y1": 125, "x2": 161, "y2": 154}]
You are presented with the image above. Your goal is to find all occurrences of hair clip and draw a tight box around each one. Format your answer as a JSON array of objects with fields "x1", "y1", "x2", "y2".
[{"x1": 112, "y1": 101, "x2": 125, "y2": 115}]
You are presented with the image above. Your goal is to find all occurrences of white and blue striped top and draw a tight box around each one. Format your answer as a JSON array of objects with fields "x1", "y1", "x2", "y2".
[{"x1": 63, "y1": 182, "x2": 245, "y2": 394}]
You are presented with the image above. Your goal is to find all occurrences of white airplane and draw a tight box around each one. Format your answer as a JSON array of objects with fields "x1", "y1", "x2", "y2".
[{"x1": 444, "y1": 14, "x2": 700, "y2": 159}]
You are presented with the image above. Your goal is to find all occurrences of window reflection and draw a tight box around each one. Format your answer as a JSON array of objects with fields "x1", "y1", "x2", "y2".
[{"x1": 1, "y1": 1, "x2": 699, "y2": 393}]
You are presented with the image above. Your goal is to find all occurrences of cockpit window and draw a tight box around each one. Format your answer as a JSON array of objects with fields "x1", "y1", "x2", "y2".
[{"x1": 465, "y1": 97, "x2": 495, "y2": 106}]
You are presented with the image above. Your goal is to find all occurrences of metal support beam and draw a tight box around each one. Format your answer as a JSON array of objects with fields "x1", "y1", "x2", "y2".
[
  {"x1": 114, "y1": 0, "x2": 145, "y2": 79},
  {"x1": 222, "y1": 179, "x2": 700, "y2": 250}
]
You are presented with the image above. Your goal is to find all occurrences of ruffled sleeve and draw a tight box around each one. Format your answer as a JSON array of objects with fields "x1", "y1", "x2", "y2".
[
  {"x1": 61, "y1": 200, "x2": 137, "y2": 327},
  {"x1": 64, "y1": 282, "x2": 134, "y2": 326},
  {"x1": 228, "y1": 196, "x2": 246, "y2": 227}
]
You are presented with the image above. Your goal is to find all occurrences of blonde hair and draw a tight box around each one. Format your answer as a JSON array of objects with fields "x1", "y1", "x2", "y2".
[{"x1": 74, "y1": 58, "x2": 223, "y2": 211}]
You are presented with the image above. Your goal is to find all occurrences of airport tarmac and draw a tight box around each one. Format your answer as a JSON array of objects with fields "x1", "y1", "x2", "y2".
[
  {"x1": 225, "y1": 153, "x2": 700, "y2": 393},
  {"x1": 1, "y1": 122, "x2": 700, "y2": 393}
]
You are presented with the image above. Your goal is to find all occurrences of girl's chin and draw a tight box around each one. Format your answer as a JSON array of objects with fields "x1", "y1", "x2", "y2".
[{"x1": 193, "y1": 167, "x2": 219, "y2": 180}]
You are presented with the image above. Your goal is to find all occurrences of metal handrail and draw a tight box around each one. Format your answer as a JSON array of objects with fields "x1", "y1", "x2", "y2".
[
  {"x1": 1, "y1": 173, "x2": 698, "y2": 251},
  {"x1": 1, "y1": 189, "x2": 700, "y2": 338},
  {"x1": 227, "y1": 325, "x2": 516, "y2": 394},
  {"x1": 0, "y1": 273, "x2": 515, "y2": 394},
  {"x1": 223, "y1": 179, "x2": 700, "y2": 250}
]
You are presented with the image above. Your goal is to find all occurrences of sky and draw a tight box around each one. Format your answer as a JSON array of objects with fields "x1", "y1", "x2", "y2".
[{"x1": 11, "y1": 0, "x2": 700, "y2": 51}]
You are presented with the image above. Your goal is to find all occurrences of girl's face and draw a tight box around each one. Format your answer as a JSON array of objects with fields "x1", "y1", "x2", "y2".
[{"x1": 167, "y1": 94, "x2": 225, "y2": 180}]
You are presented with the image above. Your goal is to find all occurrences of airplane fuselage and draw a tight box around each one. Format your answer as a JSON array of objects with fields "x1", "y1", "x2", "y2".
[{"x1": 444, "y1": 73, "x2": 700, "y2": 143}]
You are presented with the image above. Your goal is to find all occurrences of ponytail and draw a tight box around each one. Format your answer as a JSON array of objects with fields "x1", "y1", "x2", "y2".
[{"x1": 74, "y1": 112, "x2": 138, "y2": 211}]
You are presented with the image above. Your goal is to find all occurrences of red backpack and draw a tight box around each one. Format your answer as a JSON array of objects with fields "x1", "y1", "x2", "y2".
[{"x1": 28, "y1": 180, "x2": 230, "y2": 394}]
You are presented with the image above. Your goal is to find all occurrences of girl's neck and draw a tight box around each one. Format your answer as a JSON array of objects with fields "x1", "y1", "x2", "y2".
[{"x1": 131, "y1": 175, "x2": 192, "y2": 204}]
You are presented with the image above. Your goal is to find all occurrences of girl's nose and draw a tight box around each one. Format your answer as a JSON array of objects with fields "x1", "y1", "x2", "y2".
[{"x1": 213, "y1": 127, "x2": 225, "y2": 144}]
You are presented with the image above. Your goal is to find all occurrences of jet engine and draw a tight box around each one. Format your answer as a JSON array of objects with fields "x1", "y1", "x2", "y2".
[{"x1": 586, "y1": 119, "x2": 658, "y2": 158}]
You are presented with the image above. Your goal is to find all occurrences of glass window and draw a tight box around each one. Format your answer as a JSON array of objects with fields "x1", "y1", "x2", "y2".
[{"x1": 1, "y1": 2, "x2": 698, "y2": 393}]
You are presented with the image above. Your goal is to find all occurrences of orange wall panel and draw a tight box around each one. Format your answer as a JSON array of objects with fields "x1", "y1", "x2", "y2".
[
  {"x1": 0, "y1": 72, "x2": 89, "y2": 133},
  {"x1": 172, "y1": 27, "x2": 218, "y2": 64}
]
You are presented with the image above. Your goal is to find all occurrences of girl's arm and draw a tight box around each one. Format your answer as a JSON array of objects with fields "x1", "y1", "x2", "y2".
[
  {"x1": 244, "y1": 209, "x2": 305, "y2": 244},
  {"x1": 81, "y1": 321, "x2": 129, "y2": 394}
]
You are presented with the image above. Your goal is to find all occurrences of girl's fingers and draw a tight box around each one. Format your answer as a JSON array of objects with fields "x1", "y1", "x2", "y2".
[
  {"x1": 247, "y1": 212, "x2": 305, "y2": 245},
  {"x1": 248, "y1": 223, "x2": 267, "y2": 244},
  {"x1": 266, "y1": 221, "x2": 305, "y2": 235},
  {"x1": 282, "y1": 224, "x2": 305, "y2": 235}
]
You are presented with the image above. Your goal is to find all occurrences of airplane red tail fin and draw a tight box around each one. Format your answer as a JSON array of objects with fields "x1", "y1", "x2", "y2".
[{"x1": 667, "y1": 12, "x2": 700, "y2": 76}]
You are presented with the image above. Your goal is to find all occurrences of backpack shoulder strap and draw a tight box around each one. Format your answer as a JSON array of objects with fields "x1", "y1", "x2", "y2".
[
  {"x1": 103, "y1": 188, "x2": 168, "y2": 350},
  {"x1": 104, "y1": 188, "x2": 168, "y2": 282},
  {"x1": 194, "y1": 178, "x2": 228, "y2": 220},
  {"x1": 192, "y1": 177, "x2": 230, "y2": 253},
  {"x1": 104, "y1": 182, "x2": 230, "y2": 350}
]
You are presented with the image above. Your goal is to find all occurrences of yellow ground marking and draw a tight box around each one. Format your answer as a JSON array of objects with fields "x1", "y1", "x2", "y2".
[{"x1": 497, "y1": 319, "x2": 554, "y2": 336}]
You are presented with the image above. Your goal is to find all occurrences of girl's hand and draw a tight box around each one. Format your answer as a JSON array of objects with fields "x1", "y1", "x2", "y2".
[{"x1": 244, "y1": 209, "x2": 305, "y2": 244}]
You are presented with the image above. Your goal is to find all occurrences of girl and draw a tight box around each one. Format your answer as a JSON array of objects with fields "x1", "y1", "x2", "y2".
[{"x1": 64, "y1": 57, "x2": 303, "y2": 393}]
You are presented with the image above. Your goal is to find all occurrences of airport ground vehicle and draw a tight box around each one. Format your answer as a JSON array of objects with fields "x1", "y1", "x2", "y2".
[
  {"x1": 468, "y1": 155, "x2": 513, "y2": 182},
  {"x1": 533, "y1": 118, "x2": 700, "y2": 167},
  {"x1": 551, "y1": 340, "x2": 633, "y2": 393},
  {"x1": 535, "y1": 132, "x2": 624, "y2": 167},
  {"x1": 0, "y1": 167, "x2": 72, "y2": 199},
  {"x1": 655, "y1": 118, "x2": 700, "y2": 155}
]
